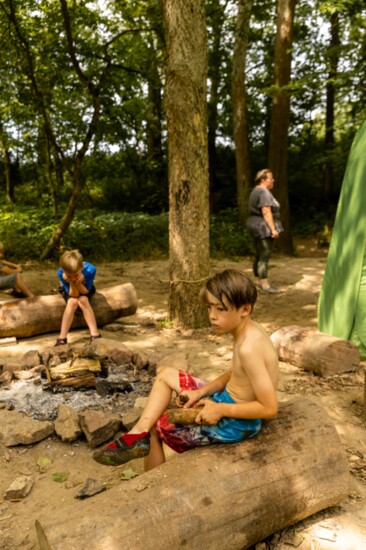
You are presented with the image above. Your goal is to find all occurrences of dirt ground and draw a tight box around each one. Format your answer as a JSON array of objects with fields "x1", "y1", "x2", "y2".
[{"x1": 0, "y1": 237, "x2": 366, "y2": 550}]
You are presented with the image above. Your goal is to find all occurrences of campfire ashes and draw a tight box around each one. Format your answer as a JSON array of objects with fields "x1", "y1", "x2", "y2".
[{"x1": 0, "y1": 338, "x2": 157, "y2": 422}]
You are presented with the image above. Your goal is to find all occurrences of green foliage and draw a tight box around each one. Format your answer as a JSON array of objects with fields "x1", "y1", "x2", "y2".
[
  {"x1": 210, "y1": 209, "x2": 253, "y2": 257},
  {"x1": 0, "y1": 205, "x2": 259, "y2": 262}
]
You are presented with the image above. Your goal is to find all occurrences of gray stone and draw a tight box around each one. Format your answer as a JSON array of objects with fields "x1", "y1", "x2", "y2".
[
  {"x1": 122, "y1": 408, "x2": 143, "y2": 431},
  {"x1": 0, "y1": 410, "x2": 54, "y2": 446},
  {"x1": 79, "y1": 409, "x2": 121, "y2": 448},
  {"x1": 21, "y1": 350, "x2": 40, "y2": 369},
  {"x1": 109, "y1": 345, "x2": 133, "y2": 366},
  {"x1": 54, "y1": 404, "x2": 83, "y2": 442},
  {"x1": 4, "y1": 475, "x2": 33, "y2": 500}
]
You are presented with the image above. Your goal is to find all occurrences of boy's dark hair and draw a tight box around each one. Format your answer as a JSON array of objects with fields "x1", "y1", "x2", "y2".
[{"x1": 200, "y1": 269, "x2": 257, "y2": 311}]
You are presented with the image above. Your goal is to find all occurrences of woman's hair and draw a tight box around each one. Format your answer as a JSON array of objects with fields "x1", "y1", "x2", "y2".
[
  {"x1": 254, "y1": 168, "x2": 272, "y2": 185},
  {"x1": 200, "y1": 269, "x2": 257, "y2": 311},
  {"x1": 59, "y1": 249, "x2": 83, "y2": 273}
]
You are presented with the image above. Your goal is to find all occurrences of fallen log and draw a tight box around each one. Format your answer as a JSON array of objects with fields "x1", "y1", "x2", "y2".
[
  {"x1": 35, "y1": 398, "x2": 349, "y2": 550},
  {"x1": 271, "y1": 325, "x2": 360, "y2": 376},
  {"x1": 0, "y1": 283, "x2": 137, "y2": 338}
]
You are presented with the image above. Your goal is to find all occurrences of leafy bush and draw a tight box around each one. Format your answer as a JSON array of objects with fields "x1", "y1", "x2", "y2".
[
  {"x1": 0, "y1": 204, "x2": 327, "y2": 263},
  {"x1": 210, "y1": 209, "x2": 253, "y2": 257}
]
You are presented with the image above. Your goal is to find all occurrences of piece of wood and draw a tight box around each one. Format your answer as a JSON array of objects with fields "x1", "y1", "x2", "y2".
[
  {"x1": 166, "y1": 406, "x2": 203, "y2": 425},
  {"x1": 35, "y1": 398, "x2": 349, "y2": 550},
  {"x1": 52, "y1": 373, "x2": 96, "y2": 389},
  {"x1": 0, "y1": 283, "x2": 137, "y2": 338},
  {"x1": 49, "y1": 358, "x2": 101, "y2": 381},
  {"x1": 271, "y1": 325, "x2": 360, "y2": 376}
]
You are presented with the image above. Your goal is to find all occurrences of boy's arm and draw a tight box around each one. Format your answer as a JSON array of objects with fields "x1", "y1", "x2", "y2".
[
  {"x1": 179, "y1": 370, "x2": 231, "y2": 408},
  {"x1": 196, "y1": 345, "x2": 278, "y2": 425},
  {"x1": 0, "y1": 259, "x2": 22, "y2": 272}
]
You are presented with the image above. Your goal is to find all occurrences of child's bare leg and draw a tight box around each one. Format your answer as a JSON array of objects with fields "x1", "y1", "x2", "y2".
[
  {"x1": 78, "y1": 296, "x2": 99, "y2": 336},
  {"x1": 144, "y1": 427, "x2": 165, "y2": 471},
  {"x1": 14, "y1": 274, "x2": 34, "y2": 298},
  {"x1": 130, "y1": 367, "x2": 181, "y2": 434},
  {"x1": 59, "y1": 298, "x2": 78, "y2": 338},
  {"x1": 93, "y1": 367, "x2": 181, "y2": 466}
]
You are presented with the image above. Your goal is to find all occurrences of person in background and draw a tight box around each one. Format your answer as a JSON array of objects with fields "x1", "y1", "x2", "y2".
[
  {"x1": 55, "y1": 249, "x2": 100, "y2": 346},
  {"x1": 0, "y1": 241, "x2": 34, "y2": 298},
  {"x1": 246, "y1": 169, "x2": 283, "y2": 294}
]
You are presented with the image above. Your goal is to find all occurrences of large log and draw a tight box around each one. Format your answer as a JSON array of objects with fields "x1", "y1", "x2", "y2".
[
  {"x1": 0, "y1": 283, "x2": 137, "y2": 338},
  {"x1": 35, "y1": 398, "x2": 350, "y2": 550},
  {"x1": 271, "y1": 325, "x2": 360, "y2": 376}
]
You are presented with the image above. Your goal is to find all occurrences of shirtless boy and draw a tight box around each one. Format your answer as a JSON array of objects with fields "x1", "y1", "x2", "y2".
[{"x1": 93, "y1": 269, "x2": 279, "y2": 470}]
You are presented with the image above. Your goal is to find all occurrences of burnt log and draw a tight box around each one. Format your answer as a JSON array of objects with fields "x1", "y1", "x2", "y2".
[
  {"x1": 35, "y1": 398, "x2": 349, "y2": 550},
  {"x1": 0, "y1": 283, "x2": 137, "y2": 338},
  {"x1": 271, "y1": 325, "x2": 360, "y2": 376}
]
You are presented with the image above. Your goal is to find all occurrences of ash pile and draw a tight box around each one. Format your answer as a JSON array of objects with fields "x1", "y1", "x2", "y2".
[{"x1": 0, "y1": 338, "x2": 158, "y2": 422}]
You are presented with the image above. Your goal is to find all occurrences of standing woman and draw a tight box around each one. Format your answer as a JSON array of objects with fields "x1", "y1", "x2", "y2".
[{"x1": 247, "y1": 169, "x2": 283, "y2": 294}]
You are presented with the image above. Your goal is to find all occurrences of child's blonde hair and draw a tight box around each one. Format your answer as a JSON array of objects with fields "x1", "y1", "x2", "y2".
[{"x1": 59, "y1": 250, "x2": 83, "y2": 274}]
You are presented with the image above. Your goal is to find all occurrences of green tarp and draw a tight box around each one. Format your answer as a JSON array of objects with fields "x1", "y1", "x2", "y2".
[{"x1": 318, "y1": 120, "x2": 366, "y2": 359}]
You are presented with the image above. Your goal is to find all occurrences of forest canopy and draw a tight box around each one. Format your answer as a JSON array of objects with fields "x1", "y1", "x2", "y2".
[{"x1": 0, "y1": 0, "x2": 365, "y2": 260}]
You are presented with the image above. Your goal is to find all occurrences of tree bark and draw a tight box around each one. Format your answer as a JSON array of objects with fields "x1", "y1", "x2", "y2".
[
  {"x1": 35, "y1": 398, "x2": 349, "y2": 550},
  {"x1": 0, "y1": 283, "x2": 137, "y2": 338},
  {"x1": 268, "y1": 0, "x2": 297, "y2": 254},
  {"x1": 207, "y1": 0, "x2": 227, "y2": 208},
  {"x1": 270, "y1": 325, "x2": 360, "y2": 376},
  {"x1": 232, "y1": 0, "x2": 253, "y2": 225},
  {"x1": 163, "y1": 0, "x2": 210, "y2": 328}
]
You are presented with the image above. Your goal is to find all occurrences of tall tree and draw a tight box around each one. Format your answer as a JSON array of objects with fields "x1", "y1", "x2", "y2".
[
  {"x1": 206, "y1": 0, "x2": 228, "y2": 201},
  {"x1": 268, "y1": 0, "x2": 297, "y2": 254},
  {"x1": 163, "y1": 0, "x2": 210, "y2": 328},
  {"x1": 232, "y1": 0, "x2": 253, "y2": 225}
]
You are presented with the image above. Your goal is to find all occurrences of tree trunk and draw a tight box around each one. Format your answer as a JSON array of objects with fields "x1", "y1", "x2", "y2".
[
  {"x1": 163, "y1": 0, "x2": 210, "y2": 328},
  {"x1": 35, "y1": 398, "x2": 349, "y2": 550},
  {"x1": 232, "y1": 0, "x2": 253, "y2": 225},
  {"x1": 268, "y1": 0, "x2": 297, "y2": 254},
  {"x1": 270, "y1": 325, "x2": 360, "y2": 376},
  {"x1": 207, "y1": 0, "x2": 227, "y2": 209},
  {"x1": 0, "y1": 283, "x2": 137, "y2": 338},
  {"x1": 2, "y1": 146, "x2": 14, "y2": 204}
]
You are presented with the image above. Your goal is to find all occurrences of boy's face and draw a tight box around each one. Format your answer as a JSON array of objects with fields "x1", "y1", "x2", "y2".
[
  {"x1": 64, "y1": 269, "x2": 82, "y2": 282},
  {"x1": 205, "y1": 291, "x2": 249, "y2": 335}
]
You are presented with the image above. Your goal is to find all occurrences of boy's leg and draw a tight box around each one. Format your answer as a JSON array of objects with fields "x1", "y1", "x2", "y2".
[
  {"x1": 93, "y1": 367, "x2": 181, "y2": 466},
  {"x1": 144, "y1": 427, "x2": 165, "y2": 471},
  {"x1": 78, "y1": 296, "x2": 99, "y2": 336},
  {"x1": 14, "y1": 274, "x2": 34, "y2": 298},
  {"x1": 59, "y1": 298, "x2": 79, "y2": 339}
]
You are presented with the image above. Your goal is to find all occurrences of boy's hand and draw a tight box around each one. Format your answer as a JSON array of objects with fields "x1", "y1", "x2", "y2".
[
  {"x1": 176, "y1": 389, "x2": 202, "y2": 409},
  {"x1": 195, "y1": 399, "x2": 223, "y2": 426}
]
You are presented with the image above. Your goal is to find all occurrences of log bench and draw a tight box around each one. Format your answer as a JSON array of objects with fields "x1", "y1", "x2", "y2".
[
  {"x1": 270, "y1": 325, "x2": 360, "y2": 377},
  {"x1": 35, "y1": 398, "x2": 350, "y2": 550},
  {"x1": 0, "y1": 283, "x2": 137, "y2": 338}
]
